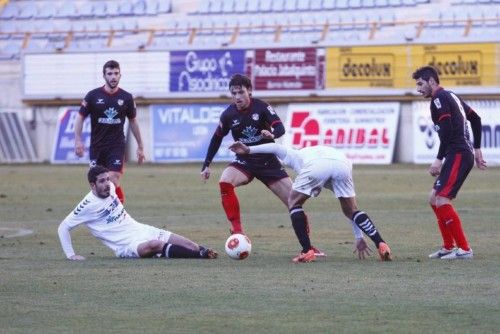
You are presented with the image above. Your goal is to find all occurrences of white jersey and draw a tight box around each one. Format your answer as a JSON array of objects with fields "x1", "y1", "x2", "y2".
[
  {"x1": 58, "y1": 183, "x2": 170, "y2": 258},
  {"x1": 249, "y1": 143, "x2": 355, "y2": 198}
]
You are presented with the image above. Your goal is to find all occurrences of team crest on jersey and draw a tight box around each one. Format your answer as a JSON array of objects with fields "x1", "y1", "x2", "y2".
[
  {"x1": 89, "y1": 160, "x2": 97, "y2": 168},
  {"x1": 434, "y1": 124, "x2": 440, "y2": 132},
  {"x1": 97, "y1": 98, "x2": 105, "y2": 104},
  {"x1": 252, "y1": 113, "x2": 259, "y2": 121},
  {"x1": 117, "y1": 99, "x2": 124, "y2": 106},
  {"x1": 113, "y1": 159, "x2": 122, "y2": 166},
  {"x1": 81, "y1": 99, "x2": 87, "y2": 107},
  {"x1": 433, "y1": 98, "x2": 441, "y2": 109}
]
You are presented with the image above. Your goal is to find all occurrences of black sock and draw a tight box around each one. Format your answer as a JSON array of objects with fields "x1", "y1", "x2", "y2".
[
  {"x1": 290, "y1": 206, "x2": 312, "y2": 253},
  {"x1": 162, "y1": 243, "x2": 202, "y2": 258},
  {"x1": 352, "y1": 211, "x2": 384, "y2": 247}
]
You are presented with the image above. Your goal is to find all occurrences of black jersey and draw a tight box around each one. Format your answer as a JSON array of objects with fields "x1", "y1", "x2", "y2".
[
  {"x1": 79, "y1": 86, "x2": 136, "y2": 148},
  {"x1": 430, "y1": 88, "x2": 475, "y2": 159},
  {"x1": 218, "y1": 98, "x2": 282, "y2": 145}
]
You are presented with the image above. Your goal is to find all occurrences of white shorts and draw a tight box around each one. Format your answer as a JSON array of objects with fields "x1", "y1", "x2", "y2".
[
  {"x1": 292, "y1": 159, "x2": 355, "y2": 198},
  {"x1": 116, "y1": 225, "x2": 172, "y2": 258}
]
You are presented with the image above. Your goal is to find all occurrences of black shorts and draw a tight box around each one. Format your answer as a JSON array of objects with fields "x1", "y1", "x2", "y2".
[
  {"x1": 434, "y1": 150, "x2": 474, "y2": 199},
  {"x1": 89, "y1": 145, "x2": 125, "y2": 173},
  {"x1": 229, "y1": 153, "x2": 289, "y2": 186}
]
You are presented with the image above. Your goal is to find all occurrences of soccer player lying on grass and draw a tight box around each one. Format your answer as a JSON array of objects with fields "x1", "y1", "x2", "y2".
[
  {"x1": 229, "y1": 141, "x2": 392, "y2": 263},
  {"x1": 58, "y1": 165, "x2": 217, "y2": 260}
]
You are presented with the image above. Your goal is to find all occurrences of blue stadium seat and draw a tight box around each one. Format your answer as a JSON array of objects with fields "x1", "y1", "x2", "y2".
[
  {"x1": 55, "y1": 1, "x2": 79, "y2": 19},
  {"x1": 0, "y1": 3, "x2": 19, "y2": 19},
  {"x1": 260, "y1": 0, "x2": 273, "y2": 12},
  {"x1": 106, "y1": 1, "x2": 120, "y2": 16},
  {"x1": 336, "y1": 0, "x2": 349, "y2": 9},
  {"x1": 235, "y1": 0, "x2": 248, "y2": 13},
  {"x1": 37, "y1": 2, "x2": 57, "y2": 19},
  {"x1": 210, "y1": 0, "x2": 223, "y2": 13},
  {"x1": 119, "y1": 1, "x2": 134, "y2": 16},
  {"x1": 222, "y1": 0, "x2": 235, "y2": 13},
  {"x1": 284, "y1": 0, "x2": 298, "y2": 11},
  {"x1": 272, "y1": 0, "x2": 285, "y2": 12},
  {"x1": 323, "y1": 0, "x2": 336, "y2": 9},
  {"x1": 133, "y1": 0, "x2": 147, "y2": 15},
  {"x1": 297, "y1": 0, "x2": 310, "y2": 11},
  {"x1": 145, "y1": 0, "x2": 159, "y2": 15},
  {"x1": 310, "y1": 0, "x2": 322, "y2": 10},
  {"x1": 157, "y1": 0, "x2": 171, "y2": 13},
  {"x1": 18, "y1": 3, "x2": 38, "y2": 19},
  {"x1": 93, "y1": 2, "x2": 108, "y2": 18}
]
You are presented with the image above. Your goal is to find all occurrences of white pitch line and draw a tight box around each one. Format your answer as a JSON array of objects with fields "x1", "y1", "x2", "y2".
[{"x1": 0, "y1": 227, "x2": 34, "y2": 238}]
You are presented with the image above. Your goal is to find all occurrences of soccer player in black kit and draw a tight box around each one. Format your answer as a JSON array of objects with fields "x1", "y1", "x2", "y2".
[
  {"x1": 413, "y1": 66, "x2": 487, "y2": 260},
  {"x1": 201, "y1": 74, "x2": 325, "y2": 256},
  {"x1": 74, "y1": 60, "x2": 145, "y2": 204}
]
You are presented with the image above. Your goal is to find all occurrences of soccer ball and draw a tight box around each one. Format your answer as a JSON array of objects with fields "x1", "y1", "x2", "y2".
[{"x1": 225, "y1": 234, "x2": 252, "y2": 260}]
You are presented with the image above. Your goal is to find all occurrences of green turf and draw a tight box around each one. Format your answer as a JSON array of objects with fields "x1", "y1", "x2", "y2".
[{"x1": 0, "y1": 164, "x2": 499, "y2": 333}]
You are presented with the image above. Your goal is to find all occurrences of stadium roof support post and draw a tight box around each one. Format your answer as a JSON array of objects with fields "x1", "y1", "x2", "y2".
[
  {"x1": 22, "y1": 33, "x2": 31, "y2": 50},
  {"x1": 368, "y1": 21, "x2": 378, "y2": 39},
  {"x1": 64, "y1": 31, "x2": 73, "y2": 49},
  {"x1": 106, "y1": 30, "x2": 115, "y2": 48},
  {"x1": 319, "y1": 22, "x2": 329, "y2": 42},
  {"x1": 415, "y1": 20, "x2": 424, "y2": 38},
  {"x1": 274, "y1": 25, "x2": 282, "y2": 43},
  {"x1": 146, "y1": 29, "x2": 155, "y2": 47},
  {"x1": 188, "y1": 27, "x2": 197, "y2": 45},
  {"x1": 463, "y1": 18, "x2": 472, "y2": 37},
  {"x1": 229, "y1": 25, "x2": 240, "y2": 45}
]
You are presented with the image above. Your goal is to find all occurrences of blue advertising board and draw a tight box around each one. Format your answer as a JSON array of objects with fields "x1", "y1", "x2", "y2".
[
  {"x1": 169, "y1": 50, "x2": 246, "y2": 92},
  {"x1": 51, "y1": 107, "x2": 91, "y2": 164},
  {"x1": 151, "y1": 104, "x2": 234, "y2": 163}
]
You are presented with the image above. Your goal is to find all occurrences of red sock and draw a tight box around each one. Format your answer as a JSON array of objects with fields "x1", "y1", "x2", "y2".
[
  {"x1": 115, "y1": 186, "x2": 125, "y2": 204},
  {"x1": 431, "y1": 204, "x2": 454, "y2": 250},
  {"x1": 219, "y1": 182, "x2": 242, "y2": 233},
  {"x1": 436, "y1": 204, "x2": 470, "y2": 251}
]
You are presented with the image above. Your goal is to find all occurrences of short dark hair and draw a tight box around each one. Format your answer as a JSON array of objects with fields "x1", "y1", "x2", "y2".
[
  {"x1": 229, "y1": 74, "x2": 252, "y2": 90},
  {"x1": 412, "y1": 66, "x2": 439, "y2": 84},
  {"x1": 87, "y1": 165, "x2": 109, "y2": 184},
  {"x1": 103, "y1": 60, "x2": 120, "y2": 75}
]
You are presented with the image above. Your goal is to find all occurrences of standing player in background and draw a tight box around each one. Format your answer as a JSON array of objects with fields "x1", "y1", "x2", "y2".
[
  {"x1": 229, "y1": 141, "x2": 391, "y2": 263},
  {"x1": 200, "y1": 74, "x2": 324, "y2": 256},
  {"x1": 74, "y1": 60, "x2": 145, "y2": 204},
  {"x1": 412, "y1": 66, "x2": 487, "y2": 260},
  {"x1": 58, "y1": 165, "x2": 218, "y2": 260}
]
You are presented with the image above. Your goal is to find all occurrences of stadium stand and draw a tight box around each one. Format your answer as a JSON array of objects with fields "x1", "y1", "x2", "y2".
[{"x1": 1, "y1": 0, "x2": 499, "y2": 59}]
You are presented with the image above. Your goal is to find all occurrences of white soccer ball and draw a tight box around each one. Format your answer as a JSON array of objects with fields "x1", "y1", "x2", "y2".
[{"x1": 224, "y1": 234, "x2": 252, "y2": 260}]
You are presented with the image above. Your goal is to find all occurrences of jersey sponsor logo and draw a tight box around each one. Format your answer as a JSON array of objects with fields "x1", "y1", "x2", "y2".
[
  {"x1": 231, "y1": 119, "x2": 240, "y2": 128},
  {"x1": 240, "y1": 126, "x2": 263, "y2": 144},
  {"x1": 252, "y1": 113, "x2": 259, "y2": 121},
  {"x1": 117, "y1": 99, "x2": 124, "y2": 106},
  {"x1": 97, "y1": 98, "x2": 105, "y2": 104},
  {"x1": 232, "y1": 158, "x2": 247, "y2": 165},
  {"x1": 98, "y1": 108, "x2": 121, "y2": 124},
  {"x1": 433, "y1": 98, "x2": 441, "y2": 109},
  {"x1": 434, "y1": 124, "x2": 440, "y2": 132}
]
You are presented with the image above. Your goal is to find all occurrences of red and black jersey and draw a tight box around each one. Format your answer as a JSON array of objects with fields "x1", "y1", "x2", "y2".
[
  {"x1": 217, "y1": 98, "x2": 282, "y2": 145},
  {"x1": 430, "y1": 87, "x2": 481, "y2": 160},
  {"x1": 79, "y1": 86, "x2": 136, "y2": 149},
  {"x1": 202, "y1": 98, "x2": 285, "y2": 169}
]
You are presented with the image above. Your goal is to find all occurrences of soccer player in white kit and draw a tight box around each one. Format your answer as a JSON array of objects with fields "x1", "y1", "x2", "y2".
[
  {"x1": 58, "y1": 166, "x2": 217, "y2": 260},
  {"x1": 229, "y1": 141, "x2": 392, "y2": 263}
]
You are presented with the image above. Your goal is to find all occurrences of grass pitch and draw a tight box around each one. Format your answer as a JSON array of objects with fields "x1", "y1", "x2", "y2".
[{"x1": 0, "y1": 164, "x2": 499, "y2": 333}]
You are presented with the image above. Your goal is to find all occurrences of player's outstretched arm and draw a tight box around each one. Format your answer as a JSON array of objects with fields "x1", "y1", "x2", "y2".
[{"x1": 58, "y1": 221, "x2": 85, "y2": 260}]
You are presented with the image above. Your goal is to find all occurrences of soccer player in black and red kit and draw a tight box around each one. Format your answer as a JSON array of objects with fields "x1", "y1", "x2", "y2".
[
  {"x1": 413, "y1": 66, "x2": 487, "y2": 260},
  {"x1": 201, "y1": 74, "x2": 324, "y2": 256},
  {"x1": 74, "y1": 60, "x2": 145, "y2": 204}
]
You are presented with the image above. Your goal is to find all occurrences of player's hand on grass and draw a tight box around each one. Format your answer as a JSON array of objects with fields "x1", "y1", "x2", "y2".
[
  {"x1": 229, "y1": 141, "x2": 250, "y2": 155},
  {"x1": 68, "y1": 255, "x2": 85, "y2": 261},
  {"x1": 201, "y1": 167, "x2": 211, "y2": 182},
  {"x1": 474, "y1": 148, "x2": 487, "y2": 170},
  {"x1": 260, "y1": 129, "x2": 275, "y2": 139},
  {"x1": 428, "y1": 159, "x2": 442, "y2": 177},
  {"x1": 354, "y1": 238, "x2": 371, "y2": 259},
  {"x1": 137, "y1": 147, "x2": 145, "y2": 164},
  {"x1": 74, "y1": 140, "x2": 85, "y2": 157}
]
